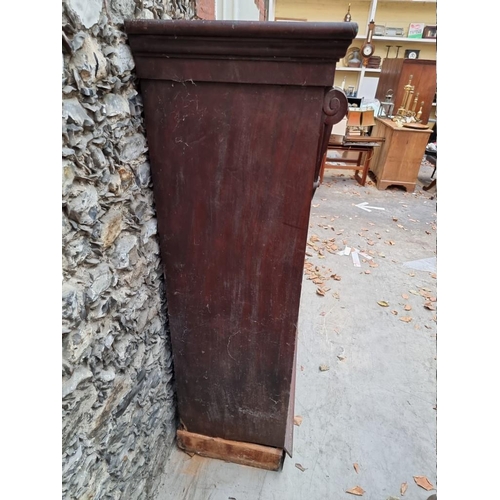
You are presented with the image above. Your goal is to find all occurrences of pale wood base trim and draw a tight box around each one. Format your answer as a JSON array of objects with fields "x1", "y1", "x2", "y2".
[
  {"x1": 377, "y1": 179, "x2": 416, "y2": 192},
  {"x1": 177, "y1": 430, "x2": 284, "y2": 471}
]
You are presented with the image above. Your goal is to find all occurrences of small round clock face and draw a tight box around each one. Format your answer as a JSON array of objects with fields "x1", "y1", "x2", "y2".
[
  {"x1": 362, "y1": 45, "x2": 373, "y2": 57},
  {"x1": 408, "y1": 51, "x2": 417, "y2": 59}
]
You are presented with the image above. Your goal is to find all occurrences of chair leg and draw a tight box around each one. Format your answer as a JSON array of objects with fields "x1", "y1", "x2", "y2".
[
  {"x1": 360, "y1": 150, "x2": 372, "y2": 186},
  {"x1": 319, "y1": 151, "x2": 327, "y2": 183}
]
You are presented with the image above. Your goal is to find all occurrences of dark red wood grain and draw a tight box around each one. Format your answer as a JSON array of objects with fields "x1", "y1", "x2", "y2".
[{"x1": 125, "y1": 19, "x2": 355, "y2": 455}]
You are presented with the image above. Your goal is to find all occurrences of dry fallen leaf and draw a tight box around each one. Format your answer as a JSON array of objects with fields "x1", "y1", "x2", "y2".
[
  {"x1": 402, "y1": 293, "x2": 409, "y2": 300},
  {"x1": 413, "y1": 476, "x2": 434, "y2": 491},
  {"x1": 331, "y1": 274, "x2": 342, "y2": 281},
  {"x1": 316, "y1": 288, "x2": 325, "y2": 296},
  {"x1": 295, "y1": 463, "x2": 307, "y2": 472},
  {"x1": 404, "y1": 304, "x2": 412, "y2": 311},
  {"x1": 346, "y1": 486, "x2": 365, "y2": 496},
  {"x1": 401, "y1": 482, "x2": 408, "y2": 495},
  {"x1": 294, "y1": 416, "x2": 303, "y2": 426},
  {"x1": 391, "y1": 310, "x2": 398, "y2": 315},
  {"x1": 353, "y1": 463, "x2": 360, "y2": 474},
  {"x1": 430, "y1": 273, "x2": 437, "y2": 279},
  {"x1": 364, "y1": 270, "x2": 371, "y2": 274},
  {"x1": 377, "y1": 300, "x2": 389, "y2": 307},
  {"x1": 319, "y1": 364, "x2": 330, "y2": 372},
  {"x1": 424, "y1": 302, "x2": 436, "y2": 310},
  {"x1": 400, "y1": 316, "x2": 412, "y2": 323}
]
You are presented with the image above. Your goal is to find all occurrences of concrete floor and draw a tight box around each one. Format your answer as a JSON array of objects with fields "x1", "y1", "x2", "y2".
[{"x1": 155, "y1": 162, "x2": 437, "y2": 500}]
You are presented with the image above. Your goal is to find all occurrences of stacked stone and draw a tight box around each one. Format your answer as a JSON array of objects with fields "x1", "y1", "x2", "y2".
[{"x1": 62, "y1": 1, "x2": 195, "y2": 499}]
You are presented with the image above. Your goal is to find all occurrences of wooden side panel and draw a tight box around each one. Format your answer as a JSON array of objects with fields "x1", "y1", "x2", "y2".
[
  {"x1": 375, "y1": 58, "x2": 404, "y2": 103},
  {"x1": 370, "y1": 120, "x2": 391, "y2": 179},
  {"x1": 381, "y1": 130, "x2": 429, "y2": 183},
  {"x1": 141, "y1": 80, "x2": 324, "y2": 449},
  {"x1": 283, "y1": 329, "x2": 298, "y2": 456},
  {"x1": 177, "y1": 430, "x2": 284, "y2": 471}
]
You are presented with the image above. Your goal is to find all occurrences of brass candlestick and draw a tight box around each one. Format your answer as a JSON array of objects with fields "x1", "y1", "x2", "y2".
[
  {"x1": 416, "y1": 102, "x2": 424, "y2": 121},
  {"x1": 411, "y1": 93, "x2": 420, "y2": 113},
  {"x1": 398, "y1": 75, "x2": 413, "y2": 115},
  {"x1": 406, "y1": 88, "x2": 415, "y2": 112},
  {"x1": 393, "y1": 75, "x2": 424, "y2": 122}
]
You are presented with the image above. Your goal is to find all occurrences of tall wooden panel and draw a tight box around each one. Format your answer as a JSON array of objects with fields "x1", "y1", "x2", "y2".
[
  {"x1": 125, "y1": 20, "x2": 356, "y2": 469},
  {"x1": 375, "y1": 59, "x2": 436, "y2": 125}
]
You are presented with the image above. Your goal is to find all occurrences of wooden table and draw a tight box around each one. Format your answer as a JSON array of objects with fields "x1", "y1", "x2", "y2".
[{"x1": 370, "y1": 118, "x2": 432, "y2": 192}]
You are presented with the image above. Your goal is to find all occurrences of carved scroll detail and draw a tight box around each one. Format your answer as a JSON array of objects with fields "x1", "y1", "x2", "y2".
[
  {"x1": 323, "y1": 87, "x2": 348, "y2": 126},
  {"x1": 313, "y1": 87, "x2": 348, "y2": 192}
]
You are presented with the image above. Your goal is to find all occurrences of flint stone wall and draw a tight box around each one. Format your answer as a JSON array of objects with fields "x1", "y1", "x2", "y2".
[{"x1": 62, "y1": 1, "x2": 196, "y2": 499}]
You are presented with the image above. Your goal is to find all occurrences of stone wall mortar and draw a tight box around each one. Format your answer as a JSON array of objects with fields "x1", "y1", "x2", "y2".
[{"x1": 62, "y1": 1, "x2": 195, "y2": 498}]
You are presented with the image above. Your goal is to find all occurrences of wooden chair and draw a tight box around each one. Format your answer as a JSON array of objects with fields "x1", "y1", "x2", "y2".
[{"x1": 319, "y1": 134, "x2": 385, "y2": 186}]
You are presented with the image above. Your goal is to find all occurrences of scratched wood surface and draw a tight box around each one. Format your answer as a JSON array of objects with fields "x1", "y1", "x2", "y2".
[
  {"x1": 141, "y1": 80, "x2": 323, "y2": 448},
  {"x1": 126, "y1": 19, "x2": 355, "y2": 455}
]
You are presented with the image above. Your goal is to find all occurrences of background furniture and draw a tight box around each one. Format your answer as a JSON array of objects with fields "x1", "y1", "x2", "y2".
[
  {"x1": 274, "y1": 0, "x2": 436, "y2": 102},
  {"x1": 126, "y1": 19, "x2": 354, "y2": 470},
  {"x1": 375, "y1": 58, "x2": 436, "y2": 125},
  {"x1": 320, "y1": 135, "x2": 385, "y2": 185},
  {"x1": 370, "y1": 117, "x2": 431, "y2": 192},
  {"x1": 423, "y1": 122, "x2": 437, "y2": 191}
]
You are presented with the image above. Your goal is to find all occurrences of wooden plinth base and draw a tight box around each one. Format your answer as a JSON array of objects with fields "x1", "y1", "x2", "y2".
[
  {"x1": 376, "y1": 179, "x2": 415, "y2": 192},
  {"x1": 369, "y1": 171, "x2": 416, "y2": 193},
  {"x1": 177, "y1": 430, "x2": 284, "y2": 471}
]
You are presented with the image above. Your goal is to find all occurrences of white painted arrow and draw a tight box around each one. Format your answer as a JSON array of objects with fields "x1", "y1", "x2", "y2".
[{"x1": 355, "y1": 202, "x2": 386, "y2": 213}]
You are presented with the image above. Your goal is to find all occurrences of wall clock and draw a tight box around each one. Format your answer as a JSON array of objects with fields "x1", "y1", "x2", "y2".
[
  {"x1": 361, "y1": 20, "x2": 376, "y2": 65},
  {"x1": 404, "y1": 49, "x2": 420, "y2": 60}
]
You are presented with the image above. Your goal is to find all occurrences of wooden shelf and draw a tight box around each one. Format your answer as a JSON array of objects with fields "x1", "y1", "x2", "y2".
[
  {"x1": 336, "y1": 67, "x2": 382, "y2": 73},
  {"x1": 336, "y1": 67, "x2": 363, "y2": 72},
  {"x1": 355, "y1": 34, "x2": 436, "y2": 43}
]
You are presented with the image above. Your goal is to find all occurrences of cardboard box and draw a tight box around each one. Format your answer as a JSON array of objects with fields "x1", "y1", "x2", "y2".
[
  {"x1": 408, "y1": 22, "x2": 425, "y2": 38},
  {"x1": 330, "y1": 116, "x2": 347, "y2": 144}
]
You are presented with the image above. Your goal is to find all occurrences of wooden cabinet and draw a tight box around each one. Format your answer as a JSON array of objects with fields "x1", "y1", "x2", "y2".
[
  {"x1": 375, "y1": 58, "x2": 436, "y2": 125},
  {"x1": 370, "y1": 117, "x2": 431, "y2": 193},
  {"x1": 125, "y1": 19, "x2": 354, "y2": 470}
]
